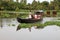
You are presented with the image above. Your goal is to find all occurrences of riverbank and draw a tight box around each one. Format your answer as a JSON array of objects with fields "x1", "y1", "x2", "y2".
[{"x1": 0, "y1": 10, "x2": 60, "y2": 18}]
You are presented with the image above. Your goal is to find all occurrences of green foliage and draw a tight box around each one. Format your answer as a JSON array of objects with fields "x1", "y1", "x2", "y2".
[
  {"x1": 1, "y1": 13, "x2": 10, "y2": 18},
  {"x1": 41, "y1": 1, "x2": 49, "y2": 10},
  {"x1": 57, "y1": 12, "x2": 60, "y2": 16},
  {"x1": 45, "y1": 21, "x2": 60, "y2": 26},
  {"x1": 15, "y1": 7, "x2": 20, "y2": 11},
  {"x1": 18, "y1": 21, "x2": 60, "y2": 29},
  {"x1": 57, "y1": 18, "x2": 60, "y2": 20},
  {"x1": 18, "y1": 23, "x2": 45, "y2": 29},
  {"x1": 0, "y1": 0, "x2": 60, "y2": 10},
  {"x1": 12, "y1": 24, "x2": 15, "y2": 26},
  {"x1": 8, "y1": 24, "x2": 11, "y2": 26},
  {"x1": 19, "y1": 23, "x2": 32, "y2": 28},
  {"x1": 0, "y1": 12, "x2": 30, "y2": 18}
]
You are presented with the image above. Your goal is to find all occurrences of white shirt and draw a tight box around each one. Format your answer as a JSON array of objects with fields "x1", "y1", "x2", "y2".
[
  {"x1": 29, "y1": 14, "x2": 32, "y2": 18},
  {"x1": 29, "y1": 12, "x2": 32, "y2": 18},
  {"x1": 34, "y1": 15, "x2": 37, "y2": 19}
]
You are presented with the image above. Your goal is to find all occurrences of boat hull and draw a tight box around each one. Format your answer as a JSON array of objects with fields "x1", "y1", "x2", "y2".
[{"x1": 17, "y1": 17, "x2": 43, "y2": 23}]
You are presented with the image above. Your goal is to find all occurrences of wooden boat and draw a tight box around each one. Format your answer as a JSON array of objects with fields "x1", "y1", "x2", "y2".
[
  {"x1": 17, "y1": 10, "x2": 44, "y2": 23},
  {"x1": 17, "y1": 17, "x2": 42, "y2": 23}
]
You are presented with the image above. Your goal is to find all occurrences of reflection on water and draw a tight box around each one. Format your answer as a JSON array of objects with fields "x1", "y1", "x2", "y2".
[
  {"x1": 42, "y1": 17, "x2": 60, "y2": 23},
  {"x1": 0, "y1": 17, "x2": 60, "y2": 40},
  {"x1": 0, "y1": 18, "x2": 19, "y2": 27},
  {"x1": 0, "y1": 25, "x2": 60, "y2": 40}
]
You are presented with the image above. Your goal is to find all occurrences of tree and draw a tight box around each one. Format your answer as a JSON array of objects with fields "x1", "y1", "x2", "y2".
[
  {"x1": 41, "y1": 1, "x2": 49, "y2": 10},
  {"x1": 27, "y1": 3, "x2": 32, "y2": 10},
  {"x1": 20, "y1": 0, "x2": 26, "y2": 5},
  {"x1": 54, "y1": 0, "x2": 60, "y2": 10},
  {"x1": 16, "y1": 0, "x2": 19, "y2": 2},
  {"x1": 31, "y1": 0, "x2": 38, "y2": 10},
  {"x1": 49, "y1": 1, "x2": 55, "y2": 10},
  {"x1": 35, "y1": 1, "x2": 41, "y2": 10}
]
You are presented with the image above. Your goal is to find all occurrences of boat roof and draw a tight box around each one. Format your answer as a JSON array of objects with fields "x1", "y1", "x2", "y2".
[{"x1": 35, "y1": 10, "x2": 44, "y2": 12}]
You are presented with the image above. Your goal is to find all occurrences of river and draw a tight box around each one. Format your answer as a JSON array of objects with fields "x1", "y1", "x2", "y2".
[{"x1": 0, "y1": 17, "x2": 60, "y2": 40}]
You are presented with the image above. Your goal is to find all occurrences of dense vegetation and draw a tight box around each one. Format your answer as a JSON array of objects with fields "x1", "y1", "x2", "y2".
[
  {"x1": 17, "y1": 21, "x2": 60, "y2": 29},
  {"x1": 0, "y1": 0, "x2": 60, "y2": 11},
  {"x1": 0, "y1": 0, "x2": 60, "y2": 18},
  {"x1": 0, "y1": 0, "x2": 60, "y2": 28}
]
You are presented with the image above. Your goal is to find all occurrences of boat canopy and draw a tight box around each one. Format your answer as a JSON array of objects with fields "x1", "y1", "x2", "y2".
[
  {"x1": 35, "y1": 10, "x2": 44, "y2": 13},
  {"x1": 35, "y1": 10, "x2": 44, "y2": 15}
]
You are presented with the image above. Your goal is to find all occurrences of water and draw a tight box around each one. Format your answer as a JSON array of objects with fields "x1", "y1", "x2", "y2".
[
  {"x1": 0, "y1": 17, "x2": 60, "y2": 40},
  {"x1": 42, "y1": 17, "x2": 60, "y2": 23},
  {"x1": 0, "y1": 25, "x2": 60, "y2": 40},
  {"x1": 0, "y1": 18, "x2": 19, "y2": 27}
]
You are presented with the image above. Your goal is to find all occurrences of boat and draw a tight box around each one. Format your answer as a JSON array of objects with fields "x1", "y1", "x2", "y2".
[
  {"x1": 17, "y1": 10, "x2": 44, "y2": 23},
  {"x1": 17, "y1": 17, "x2": 43, "y2": 23}
]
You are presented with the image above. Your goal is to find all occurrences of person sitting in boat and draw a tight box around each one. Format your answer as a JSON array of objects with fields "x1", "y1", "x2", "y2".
[
  {"x1": 33, "y1": 14, "x2": 41, "y2": 19},
  {"x1": 37, "y1": 15, "x2": 41, "y2": 19},
  {"x1": 29, "y1": 12, "x2": 34, "y2": 19},
  {"x1": 34, "y1": 14, "x2": 37, "y2": 19},
  {"x1": 28, "y1": 12, "x2": 41, "y2": 19}
]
